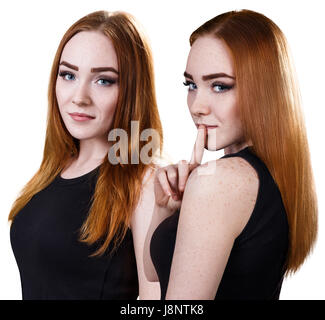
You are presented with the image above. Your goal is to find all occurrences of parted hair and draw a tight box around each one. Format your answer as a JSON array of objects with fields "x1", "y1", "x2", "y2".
[{"x1": 8, "y1": 11, "x2": 163, "y2": 256}]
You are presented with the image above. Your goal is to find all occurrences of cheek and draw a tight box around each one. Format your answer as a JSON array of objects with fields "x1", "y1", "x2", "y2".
[
  {"x1": 98, "y1": 88, "x2": 119, "y2": 120},
  {"x1": 223, "y1": 98, "x2": 244, "y2": 138},
  {"x1": 187, "y1": 94, "x2": 191, "y2": 108},
  {"x1": 55, "y1": 80, "x2": 70, "y2": 111},
  {"x1": 102, "y1": 102, "x2": 117, "y2": 120},
  {"x1": 187, "y1": 92, "x2": 195, "y2": 114},
  {"x1": 215, "y1": 94, "x2": 238, "y2": 123},
  {"x1": 55, "y1": 81, "x2": 64, "y2": 115},
  {"x1": 228, "y1": 91, "x2": 240, "y2": 120},
  {"x1": 228, "y1": 104, "x2": 240, "y2": 125}
]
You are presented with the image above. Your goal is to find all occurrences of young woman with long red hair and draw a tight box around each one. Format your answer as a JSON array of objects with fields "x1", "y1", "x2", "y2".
[
  {"x1": 144, "y1": 9, "x2": 318, "y2": 300},
  {"x1": 8, "y1": 10, "x2": 162, "y2": 300}
]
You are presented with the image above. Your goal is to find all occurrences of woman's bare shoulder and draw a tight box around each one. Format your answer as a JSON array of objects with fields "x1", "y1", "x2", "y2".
[
  {"x1": 182, "y1": 156, "x2": 259, "y2": 237},
  {"x1": 188, "y1": 156, "x2": 258, "y2": 193}
]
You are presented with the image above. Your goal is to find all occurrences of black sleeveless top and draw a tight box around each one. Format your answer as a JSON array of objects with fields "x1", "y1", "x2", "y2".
[
  {"x1": 10, "y1": 165, "x2": 139, "y2": 300},
  {"x1": 150, "y1": 147, "x2": 289, "y2": 300}
]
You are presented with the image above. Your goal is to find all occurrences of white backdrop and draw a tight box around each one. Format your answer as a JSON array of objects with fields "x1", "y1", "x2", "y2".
[{"x1": 0, "y1": 0, "x2": 324, "y2": 300}]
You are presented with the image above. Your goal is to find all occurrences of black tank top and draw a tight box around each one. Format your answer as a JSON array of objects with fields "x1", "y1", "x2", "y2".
[
  {"x1": 10, "y1": 165, "x2": 139, "y2": 300},
  {"x1": 150, "y1": 147, "x2": 289, "y2": 300}
]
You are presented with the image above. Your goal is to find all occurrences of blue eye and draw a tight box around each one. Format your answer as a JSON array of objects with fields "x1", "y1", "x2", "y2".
[
  {"x1": 97, "y1": 78, "x2": 117, "y2": 86},
  {"x1": 58, "y1": 71, "x2": 117, "y2": 87},
  {"x1": 58, "y1": 71, "x2": 75, "y2": 81},
  {"x1": 212, "y1": 83, "x2": 234, "y2": 93},
  {"x1": 183, "y1": 81, "x2": 197, "y2": 91}
]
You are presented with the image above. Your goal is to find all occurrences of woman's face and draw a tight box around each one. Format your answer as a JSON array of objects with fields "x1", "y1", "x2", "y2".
[
  {"x1": 184, "y1": 35, "x2": 245, "y2": 152},
  {"x1": 56, "y1": 31, "x2": 119, "y2": 141}
]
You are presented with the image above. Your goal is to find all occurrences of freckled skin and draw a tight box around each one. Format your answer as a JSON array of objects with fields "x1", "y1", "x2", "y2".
[
  {"x1": 185, "y1": 36, "x2": 248, "y2": 154},
  {"x1": 162, "y1": 36, "x2": 260, "y2": 300},
  {"x1": 165, "y1": 156, "x2": 259, "y2": 299},
  {"x1": 144, "y1": 34, "x2": 261, "y2": 299}
]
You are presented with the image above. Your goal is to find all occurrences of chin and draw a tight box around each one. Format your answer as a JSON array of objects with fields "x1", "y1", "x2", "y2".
[
  {"x1": 205, "y1": 144, "x2": 220, "y2": 151},
  {"x1": 65, "y1": 128, "x2": 97, "y2": 141},
  {"x1": 205, "y1": 140, "x2": 227, "y2": 152},
  {"x1": 205, "y1": 145, "x2": 216, "y2": 151},
  {"x1": 205, "y1": 139, "x2": 219, "y2": 151}
]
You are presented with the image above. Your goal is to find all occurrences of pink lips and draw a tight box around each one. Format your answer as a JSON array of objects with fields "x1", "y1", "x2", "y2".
[
  {"x1": 68, "y1": 112, "x2": 95, "y2": 122},
  {"x1": 196, "y1": 124, "x2": 218, "y2": 129}
]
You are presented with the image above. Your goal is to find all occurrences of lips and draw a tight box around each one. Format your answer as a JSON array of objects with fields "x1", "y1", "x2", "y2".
[
  {"x1": 68, "y1": 112, "x2": 95, "y2": 119},
  {"x1": 196, "y1": 124, "x2": 218, "y2": 129},
  {"x1": 68, "y1": 112, "x2": 96, "y2": 122}
]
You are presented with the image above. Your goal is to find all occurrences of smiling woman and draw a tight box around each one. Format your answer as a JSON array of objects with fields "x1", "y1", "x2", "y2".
[
  {"x1": 55, "y1": 31, "x2": 119, "y2": 149},
  {"x1": 8, "y1": 10, "x2": 162, "y2": 300}
]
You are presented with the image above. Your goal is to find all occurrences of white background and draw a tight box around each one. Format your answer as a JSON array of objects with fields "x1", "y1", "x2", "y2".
[{"x1": 0, "y1": 0, "x2": 324, "y2": 299}]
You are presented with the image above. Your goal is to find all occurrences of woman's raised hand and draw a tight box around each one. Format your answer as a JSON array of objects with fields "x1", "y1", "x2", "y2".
[{"x1": 154, "y1": 125, "x2": 206, "y2": 212}]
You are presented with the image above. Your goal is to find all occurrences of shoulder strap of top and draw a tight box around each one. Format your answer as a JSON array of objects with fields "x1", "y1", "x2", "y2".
[
  {"x1": 220, "y1": 147, "x2": 283, "y2": 245},
  {"x1": 220, "y1": 147, "x2": 270, "y2": 181}
]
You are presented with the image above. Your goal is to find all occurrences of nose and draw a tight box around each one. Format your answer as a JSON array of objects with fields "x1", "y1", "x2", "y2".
[
  {"x1": 72, "y1": 81, "x2": 92, "y2": 106},
  {"x1": 188, "y1": 91, "x2": 211, "y2": 117}
]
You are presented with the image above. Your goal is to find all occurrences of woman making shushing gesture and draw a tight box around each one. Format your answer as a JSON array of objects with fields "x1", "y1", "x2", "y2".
[{"x1": 144, "y1": 9, "x2": 318, "y2": 300}]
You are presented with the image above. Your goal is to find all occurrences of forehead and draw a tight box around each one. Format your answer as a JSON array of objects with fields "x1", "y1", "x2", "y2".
[
  {"x1": 60, "y1": 31, "x2": 118, "y2": 68},
  {"x1": 186, "y1": 36, "x2": 234, "y2": 77}
]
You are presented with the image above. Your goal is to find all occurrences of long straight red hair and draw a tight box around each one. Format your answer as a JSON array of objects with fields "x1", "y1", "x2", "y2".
[
  {"x1": 8, "y1": 11, "x2": 163, "y2": 256},
  {"x1": 190, "y1": 9, "x2": 317, "y2": 275}
]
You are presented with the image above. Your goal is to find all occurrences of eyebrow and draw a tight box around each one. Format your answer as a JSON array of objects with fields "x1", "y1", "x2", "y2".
[
  {"x1": 184, "y1": 71, "x2": 235, "y2": 81},
  {"x1": 59, "y1": 61, "x2": 119, "y2": 75}
]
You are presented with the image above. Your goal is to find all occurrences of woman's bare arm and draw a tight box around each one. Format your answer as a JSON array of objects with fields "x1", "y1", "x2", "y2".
[
  {"x1": 165, "y1": 157, "x2": 259, "y2": 299},
  {"x1": 131, "y1": 168, "x2": 161, "y2": 299}
]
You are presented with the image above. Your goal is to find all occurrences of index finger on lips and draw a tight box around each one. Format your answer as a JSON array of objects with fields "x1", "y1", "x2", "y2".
[{"x1": 190, "y1": 124, "x2": 206, "y2": 167}]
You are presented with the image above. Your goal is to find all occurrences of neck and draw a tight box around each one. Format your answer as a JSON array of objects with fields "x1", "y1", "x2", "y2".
[
  {"x1": 74, "y1": 135, "x2": 111, "y2": 167},
  {"x1": 223, "y1": 140, "x2": 251, "y2": 155}
]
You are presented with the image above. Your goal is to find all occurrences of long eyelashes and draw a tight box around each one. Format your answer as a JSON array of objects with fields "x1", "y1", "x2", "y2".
[
  {"x1": 96, "y1": 78, "x2": 117, "y2": 86},
  {"x1": 59, "y1": 71, "x2": 75, "y2": 81},
  {"x1": 183, "y1": 80, "x2": 234, "y2": 93},
  {"x1": 211, "y1": 82, "x2": 234, "y2": 93},
  {"x1": 58, "y1": 70, "x2": 117, "y2": 86},
  {"x1": 183, "y1": 80, "x2": 197, "y2": 91}
]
